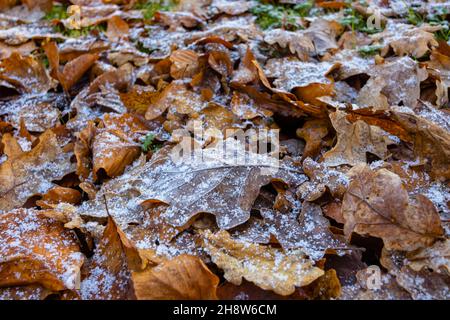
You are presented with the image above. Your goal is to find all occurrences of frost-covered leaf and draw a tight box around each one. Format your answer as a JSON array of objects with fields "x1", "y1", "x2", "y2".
[
  {"x1": 0, "y1": 129, "x2": 75, "y2": 211},
  {"x1": 260, "y1": 201, "x2": 351, "y2": 260},
  {"x1": 0, "y1": 93, "x2": 64, "y2": 132},
  {"x1": 323, "y1": 110, "x2": 393, "y2": 167},
  {"x1": 264, "y1": 57, "x2": 340, "y2": 93},
  {"x1": 0, "y1": 208, "x2": 84, "y2": 291},
  {"x1": 80, "y1": 216, "x2": 132, "y2": 300},
  {"x1": 77, "y1": 138, "x2": 307, "y2": 230},
  {"x1": 373, "y1": 22, "x2": 440, "y2": 58},
  {"x1": 342, "y1": 165, "x2": 444, "y2": 251},
  {"x1": 0, "y1": 52, "x2": 56, "y2": 94},
  {"x1": 263, "y1": 29, "x2": 314, "y2": 60},
  {"x1": 201, "y1": 229, "x2": 324, "y2": 296},
  {"x1": 366, "y1": 57, "x2": 428, "y2": 109}
]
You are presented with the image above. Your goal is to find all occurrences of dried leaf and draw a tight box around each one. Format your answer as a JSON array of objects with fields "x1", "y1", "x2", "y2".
[
  {"x1": 77, "y1": 139, "x2": 306, "y2": 230},
  {"x1": 323, "y1": 110, "x2": 392, "y2": 167},
  {"x1": 373, "y1": 22, "x2": 439, "y2": 58},
  {"x1": 0, "y1": 208, "x2": 84, "y2": 291},
  {"x1": 263, "y1": 29, "x2": 314, "y2": 60},
  {"x1": 132, "y1": 254, "x2": 219, "y2": 300},
  {"x1": 0, "y1": 52, "x2": 55, "y2": 94},
  {"x1": 201, "y1": 230, "x2": 324, "y2": 296},
  {"x1": 342, "y1": 165, "x2": 444, "y2": 251},
  {"x1": 80, "y1": 216, "x2": 132, "y2": 299},
  {"x1": 0, "y1": 129, "x2": 75, "y2": 211},
  {"x1": 391, "y1": 111, "x2": 450, "y2": 180}
]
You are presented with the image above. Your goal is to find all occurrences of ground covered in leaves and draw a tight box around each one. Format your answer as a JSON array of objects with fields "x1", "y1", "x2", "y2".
[{"x1": 0, "y1": 0, "x2": 449, "y2": 300}]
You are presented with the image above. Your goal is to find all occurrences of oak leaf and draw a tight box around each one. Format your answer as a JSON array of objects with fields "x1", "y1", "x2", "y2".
[
  {"x1": 342, "y1": 165, "x2": 444, "y2": 251},
  {"x1": 201, "y1": 230, "x2": 324, "y2": 296},
  {"x1": 132, "y1": 254, "x2": 219, "y2": 300},
  {"x1": 77, "y1": 139, "x2": 307, "y2": 230},
  {"x1": 0, "y1": 208, "x2": 84, "y2": 291},
  {"x1": 0, "y1": 52, "x2": 55, "y2": 94},
  {"x1": 0, "y1": 129, "x2": 75, "y2": 211},
  {"x1": 323, "y1": 110, "x2": 392, "y2": 167}
]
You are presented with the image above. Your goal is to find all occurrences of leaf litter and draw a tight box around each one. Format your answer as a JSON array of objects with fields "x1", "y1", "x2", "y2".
[{"x1": 0, "y1": 0, "x2": 449, "y2": 300}]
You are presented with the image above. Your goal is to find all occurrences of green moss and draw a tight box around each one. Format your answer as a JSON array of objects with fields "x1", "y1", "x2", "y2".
[
  {"x1": 141, "y1": 133, "x2": 162, "y2": 153},
  {"x1": 407, "y1": 6, "x2": 450, "y2": 42},
  {"x1": 358, "y1": 44, "x2": 383, "y2": 57},
  {"x1": 339, "y1": 7, "x2": 382, "y2": 34},
  {"x1": 250, "y1": 1, "x2": 313, "y2": 31},
  {"x1": 54, "y1": 23, "x2": 107, "y2": 38},
  {"x1": 44, "y1": 4, "x2": 69, "y2": 21},
  {"x1": 134, "y1": 0, "x2": 176, "y2": 20}
]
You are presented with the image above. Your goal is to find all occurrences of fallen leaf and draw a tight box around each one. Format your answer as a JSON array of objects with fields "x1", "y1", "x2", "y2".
[
  {"x1": 298, "y1": 157, "x2": 349, "y2": 201},
  {"x1": 132, "y1": 254, "x2": 219, "y2": 300},
  {"x1": 0, "y1": 129, "x2": 75, "y2": 211},
  {"x1": 0, "y1": 208, "x2": 84, "y2": 291},
  {"x1": 342, "y1": 165, "x2": 444, "y2": 251},
  {"x1": 0, "y1": 52, "x2": 55, "y2": 94},
  {"x1": 373, "y1": 22, "x2": 440, "y2": 58},
  {"x1": 106, "y1": 15, "x2": 129, "y2": 41},
  {"x1": 366, "y1": 57, "x2": 428, "y2": 109},
  {"x1": 259, "y1": 201, "x2": 351, "y2": 260},
  {"x1": 201, "y1": 230, "x2": 324, "y2": 296},
  {"x1": 263, "y1": 29, "x2": 314, "y2": 60},
  {"x1": 390, "y1": 111, "x2": 450, "y2": 180},
  {"x1": 77, "y1": 138, "x2": 306, "y2": 230},
  {"x1": 80, "y1": 216, "x2": 132, "y2": 299},
  {"x1": 296, "y1": 119, "x2": 330, "y2": 159},
  {"x1": 323, "y1": 110, "x2": 392, "y2": 167}
]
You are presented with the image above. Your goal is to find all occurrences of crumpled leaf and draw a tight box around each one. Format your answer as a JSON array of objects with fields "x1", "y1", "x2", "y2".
[
  {"x1": 80, "y1": 216, "x2": 132, "y2": 299},
  {"x1": 372, "y1": 22, "x2": 440, "y2": 58},
  {"x1": 366, "y1": 57, "x2": 428, "y2": 109},
  {"x1": 201, "y1": 229, "x2": 324, "y2": 296},
  {"x1": 0, "y1": 52, "x2": 55, "y2": 94},
  {"x1": 390, "y1": 111, "x2": 450, "y2": 180},
  {"x1": 0, "y1": 129, "x2": 75, "y2": 211},
  {"x1": 263, "y1": 29, "x2": 314, "y2": 60},
  {"x1": 132, "y1": 254, "x2": 219, "y2": 300},
  {"x1": 298, "y1": 157, "x2": 349, "y2": 201},
  {"x1": 342, "y1": 164, "x2": 444, "y2": 251},
  {"x1": 0, "y1": 208, "x2": 84, "y2": 291},
  {"x1": 323, "y1": 110, "x2": 393, "y2": 167}
]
